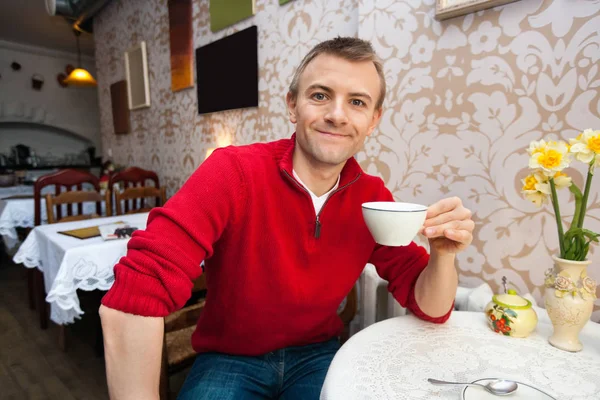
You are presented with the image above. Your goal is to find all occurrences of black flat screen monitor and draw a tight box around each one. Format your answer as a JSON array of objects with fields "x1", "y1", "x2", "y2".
[{"x1": 196, "y1": 25, "x2": 259, "y2": 114}]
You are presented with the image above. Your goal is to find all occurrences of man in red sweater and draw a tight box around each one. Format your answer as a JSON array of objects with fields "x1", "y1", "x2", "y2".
[{"x1": 100, "y1": 37, "x2": 474, "y2": 400}]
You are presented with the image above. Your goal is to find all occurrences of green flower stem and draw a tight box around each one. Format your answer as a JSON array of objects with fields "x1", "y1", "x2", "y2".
[
  {"x1": 577, "y1": 162, "x2": 595, "y2": 229},
  {"x1": 549, "y1": 178, "x2": 565, "y2": 258}
]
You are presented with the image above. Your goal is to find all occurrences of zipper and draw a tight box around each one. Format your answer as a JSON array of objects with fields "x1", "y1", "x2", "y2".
[
  {"x1": 283, "y1": 170, "x2": 362, "y2": 238},
  {"x1": 315, "y1": 215, "x2": 321, "y2": 238}
]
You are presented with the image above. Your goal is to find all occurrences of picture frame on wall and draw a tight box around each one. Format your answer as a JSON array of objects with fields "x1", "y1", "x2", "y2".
[
  {"x1": 435, "y1": 0, "x2": 519, "y2": 20},
  {"x1": 209, "y1": 0, "x2": 255, "y2": 32},
  {"x1": 168, "y1": 0, "x2": 194, "y2": 92},
  {"x1": 124, "y1": 41, "x2": 151, "y2": 110},
  {"x1": 110, "y1": 80, "x2": 130, "y2": 134}
]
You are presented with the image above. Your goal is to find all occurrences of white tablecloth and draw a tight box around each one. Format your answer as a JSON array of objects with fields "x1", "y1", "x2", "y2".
[
  {"x1": 321, "y1": 311, "x2": 600, "y2": 400},
  {"x1": 13, "y1": 213, "x2": 149, "y2": 324},
  {"x1": 0, "y1": 187, "x2": 102, "y2": 252}
]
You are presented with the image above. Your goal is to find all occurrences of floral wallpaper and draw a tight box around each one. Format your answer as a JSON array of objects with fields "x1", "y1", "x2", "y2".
[
  {"x1": 94, "y1": 0, "x2": 357, "y2": 194},
  {"x1": 357, "y1": 0, "x2": 600, "y2": 321},
  {"x1": 94, "y1": 0, "x2": 600, "y2": 320}
]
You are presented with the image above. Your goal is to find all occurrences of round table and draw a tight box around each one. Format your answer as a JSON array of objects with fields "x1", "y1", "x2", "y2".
[{"x1": 320, "y1": 311, "x2": 600, "y2": 400}]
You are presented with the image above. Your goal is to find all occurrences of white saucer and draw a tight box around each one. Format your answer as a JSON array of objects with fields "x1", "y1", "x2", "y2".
[{"x1": 461, "y1": 378, "x2": 556, "y2": 400}]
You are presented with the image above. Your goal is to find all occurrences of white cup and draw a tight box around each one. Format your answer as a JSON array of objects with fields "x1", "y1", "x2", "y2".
[{"x1": 362, "y1": 202, "x2": 428, "y2": 246}]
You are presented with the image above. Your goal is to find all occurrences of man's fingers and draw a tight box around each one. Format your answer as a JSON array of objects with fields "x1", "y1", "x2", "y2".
[
  {"x1": 443, "y1": 229, "x2": 473, "y2": 246},
  {"x1": 425, "y1": 197, "x2": 462, "y2": 219},
  {"x1": 423, "y1": 206, "x2": 472, "y2": 228},
  {"x1": 423, "y1": 220, "x2": 474, "y2": 238}
]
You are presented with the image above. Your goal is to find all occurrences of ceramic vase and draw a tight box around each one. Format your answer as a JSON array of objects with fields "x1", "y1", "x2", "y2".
[{"x1": 544, "y1": 255, "x2": 596, "y2": 352}]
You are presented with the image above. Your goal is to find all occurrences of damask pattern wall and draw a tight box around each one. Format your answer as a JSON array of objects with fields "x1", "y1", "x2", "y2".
[
  {"x1": 94, "y1": 0, "x2": 600, "y2": 320},
  {"x1": 357, "y1": 0, "x2": 600, "y2": 320},
  {"x1": 94, "y1": 0, "x2": 357, "y2": 192}
]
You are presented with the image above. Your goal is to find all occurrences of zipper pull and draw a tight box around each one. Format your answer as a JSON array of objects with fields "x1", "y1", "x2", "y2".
[{"x1": 315, "y1": 216, "x2": 321, "y2": 239}]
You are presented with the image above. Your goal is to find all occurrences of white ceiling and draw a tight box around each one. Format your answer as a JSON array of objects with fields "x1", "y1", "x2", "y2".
[{"x1": 0, "y1": 0, "x2": 95, "y2": 56}]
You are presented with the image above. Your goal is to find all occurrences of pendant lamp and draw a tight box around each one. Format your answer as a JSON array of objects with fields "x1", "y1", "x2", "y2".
[{"x1": 64, "y1": 29, "x2": 97, "y2": 87}]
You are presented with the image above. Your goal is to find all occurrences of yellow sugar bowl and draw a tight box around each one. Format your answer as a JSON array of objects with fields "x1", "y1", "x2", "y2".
[{"x1": 485, "y1": 289, "x2": 538, "y2": 338}]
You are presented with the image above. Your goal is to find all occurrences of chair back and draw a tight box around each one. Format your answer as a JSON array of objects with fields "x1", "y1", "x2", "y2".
[
  {"x1": 45, "y1": 191, "x2": 103, "y2": 224},
  {"x1": 114, "y1": 186, "x2": 167, "y2": 215},
  {"x1": 34, "y1": 169, "x2": 101, "y2": 226},
  {"x1": 160, "y1": 275, "x2": 207, "y2": 400},
  {"x1": 109, "y1": 167, "x2": 160, "y2": 214}
]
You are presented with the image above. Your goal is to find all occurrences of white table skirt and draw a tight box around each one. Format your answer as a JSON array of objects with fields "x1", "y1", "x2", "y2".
[
  {"x1": 321, "y1": 311, "x2": 600, "y2": 400},
  {"x1": 13, "y1": 213, "x2": 148, "y2": 325}
]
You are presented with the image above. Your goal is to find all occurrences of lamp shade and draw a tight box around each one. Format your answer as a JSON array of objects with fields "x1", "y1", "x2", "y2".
[{"x1": 64, "y1": 68, "x2": 97, "y2": 87}]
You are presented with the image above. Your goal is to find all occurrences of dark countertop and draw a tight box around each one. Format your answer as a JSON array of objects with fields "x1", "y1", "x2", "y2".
[{"x1": 0, "y1": 164, "x2": 101, "y2": 171}]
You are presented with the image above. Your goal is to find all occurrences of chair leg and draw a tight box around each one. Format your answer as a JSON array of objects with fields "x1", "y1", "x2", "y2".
[
  {"x1": 94, "y1": 314, "x2": 104, "y2": 358},
  {"x1": 34, "y1": 269, "x2": 49, "y2": 330},
  {"x1": 159, "y1": 339, "x2": 170, "y2": 400},
  {"x1": 27, "y1": 268, "x2": 36, "y2": 310},
  {"x1": 58, "y1": 325, "x2": 68, "y2": 352}
]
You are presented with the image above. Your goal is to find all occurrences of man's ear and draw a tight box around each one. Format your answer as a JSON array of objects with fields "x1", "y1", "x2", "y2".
[
  {"x1": 286, "y1": 92, "x2": 298, "y2": 124},
  {"x1": 367, "y1": 106, "x2": 383, "y2": 136}
]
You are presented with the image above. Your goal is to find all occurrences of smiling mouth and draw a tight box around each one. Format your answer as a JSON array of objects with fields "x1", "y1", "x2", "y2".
[{"x1": 316, "y1": 130, "x2": 347, "y2": 138}]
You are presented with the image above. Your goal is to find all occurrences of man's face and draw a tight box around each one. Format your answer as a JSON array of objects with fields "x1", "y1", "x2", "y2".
[{"x1": 286, "y1": 53, "x2": 383, "y2": 169}]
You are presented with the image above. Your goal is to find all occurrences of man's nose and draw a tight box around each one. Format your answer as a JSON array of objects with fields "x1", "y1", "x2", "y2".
[{"x1": 324, "y1": 100, "x2": 349, "y2": 125}]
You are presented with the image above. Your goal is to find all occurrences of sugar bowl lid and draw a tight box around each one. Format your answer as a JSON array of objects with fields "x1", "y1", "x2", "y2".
[{"x1": 492, "y1": 289, "x2": 533, "y2": 309}]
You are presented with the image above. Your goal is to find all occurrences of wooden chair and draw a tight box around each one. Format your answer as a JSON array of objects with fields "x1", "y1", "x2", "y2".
[
  {"x1": 113, "y1": 186, "x2": 167, "y2": 216},
  {"x1": 44, "y1": 190, "x2": 103, "y2": 224},
  {"x1": 32, "y1": 169, "x2": 101, "y2": 330},
  {"x1": 160, "y1": 275, "x2": 207, "y2": 400},
  {"x1": 108, "y1": 167, "x2": 160, "y2": 214},
  {"x1": 157, "y1": 282, "x2": 357, "y2": 400}
]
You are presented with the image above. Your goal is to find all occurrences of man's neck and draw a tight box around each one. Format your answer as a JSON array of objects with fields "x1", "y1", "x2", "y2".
[{"x1": 292, "y1": 148, "x2": 345, "y2": 197}]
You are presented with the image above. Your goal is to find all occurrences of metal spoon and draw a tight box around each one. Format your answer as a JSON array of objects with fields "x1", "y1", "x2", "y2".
[{"x1": 428, "y1": 378, "x2": 518, "y2": 396}]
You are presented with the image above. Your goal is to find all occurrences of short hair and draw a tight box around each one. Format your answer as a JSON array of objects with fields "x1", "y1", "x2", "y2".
[{"x1": 288, "y1": 37, "x2": 386, "y2": 109}]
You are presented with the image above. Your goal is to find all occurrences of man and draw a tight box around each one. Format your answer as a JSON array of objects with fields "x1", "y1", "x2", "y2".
[{"x1": 100, "y1": 37, "x2": 474, "y2": 400}]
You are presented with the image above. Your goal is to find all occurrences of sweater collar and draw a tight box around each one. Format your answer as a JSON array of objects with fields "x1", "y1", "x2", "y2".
[{"x1": 278, "y1": 133, "x2": 363, "y2": 187}]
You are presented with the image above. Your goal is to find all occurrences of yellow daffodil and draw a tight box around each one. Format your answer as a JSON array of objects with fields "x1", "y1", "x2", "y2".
[
  {"x1": 552, "y1": 171, "x2": 572, "y2": 189},
  {"x1": 528, "y1": 140, "x2": 571, "y2": 175},
  {"x1": 525, "y1": 130, "x2": 600, "y2": 262},
  {"x1": 521, "y1": 172, "x2": 549, "y2": 206},
  {"x1": 522, "y1": 171, "x2": 570, "y2": 207},
  {"x1": 569, "y1": 129, "x2": 600, "y2": 167}
]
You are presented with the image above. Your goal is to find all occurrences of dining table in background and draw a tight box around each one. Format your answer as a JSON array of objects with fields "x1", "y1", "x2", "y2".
[
  {"x1": 0, "y1": 185, "x2": 50, "y2": 251},
  {"x1": 0, "y1": 185, "x2": 106, "y2": 252},
  {"x1": 13, "y1": 212, "x2": 149, "y2": 325},
  {"x1": 320, "y1": 311, "x2": 600, "y2": 400}
]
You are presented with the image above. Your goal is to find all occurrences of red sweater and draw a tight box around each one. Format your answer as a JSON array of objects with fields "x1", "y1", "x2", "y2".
[{"x1": 102, "y1": 135, "x2": 452, "y2": 356}]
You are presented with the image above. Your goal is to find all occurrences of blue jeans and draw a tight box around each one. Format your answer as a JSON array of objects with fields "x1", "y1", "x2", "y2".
[{"x1": 177, "y1": 338, "x2": 340, "y2": 400}]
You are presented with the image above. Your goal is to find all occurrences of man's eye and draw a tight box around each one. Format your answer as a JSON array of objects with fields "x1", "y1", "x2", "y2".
[
  {"x1": 351, "y1": 99, "x2": 365, "y2": 107},
  {"x1": 313, "y1": 93, "x2": 326, "y2": 101}
]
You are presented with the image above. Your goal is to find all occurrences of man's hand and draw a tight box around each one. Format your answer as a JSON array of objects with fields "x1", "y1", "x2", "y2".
[{"x1": 421, "y1": 197, "x2": 474, "y2": 256}]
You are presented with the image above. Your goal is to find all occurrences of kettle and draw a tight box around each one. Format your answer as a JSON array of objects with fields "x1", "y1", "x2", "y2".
[{"x1": 485, "y1": 277, "x2": 538, "y2": 338}]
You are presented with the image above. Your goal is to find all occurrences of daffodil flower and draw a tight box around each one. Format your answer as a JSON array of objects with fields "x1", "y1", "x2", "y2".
[
  {"x1": 521, "y1": 172, "x2": 548, "y2": 206},
  {"x1": 524, "y1": 131, "x2": 599, "y2": 262},
  {"x1": 528, "y1": 140, "x2": 571, "y2": 175},
  {"x1": 521, "y1": 171, "x2": 571, "y2": 207},
  {"x1": 569, "y1": 129, "x2": 600, "y2": 167}
]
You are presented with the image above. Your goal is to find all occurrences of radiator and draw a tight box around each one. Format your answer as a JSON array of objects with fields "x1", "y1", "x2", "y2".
[
  {"x1": 348, "y1": 263, "x2": 492, "y2": 339},
  {"x1": 349, "y1": 263, "x2": 408, "y2": 337}
]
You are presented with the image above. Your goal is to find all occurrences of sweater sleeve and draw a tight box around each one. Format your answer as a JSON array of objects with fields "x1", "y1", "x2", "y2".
[
  {"x1": 101, "y1": 148, "x2": 246, "y2": 317},
  {"x1": 367, "y1": 183, "x2": 453, "y2": 324}
]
